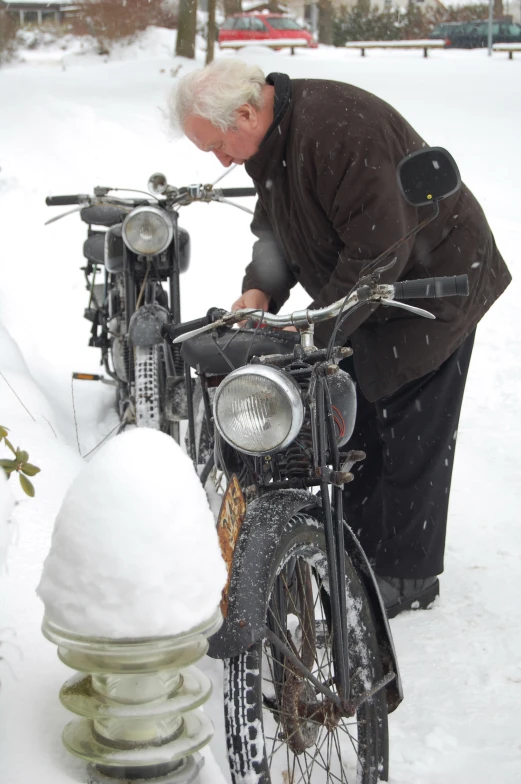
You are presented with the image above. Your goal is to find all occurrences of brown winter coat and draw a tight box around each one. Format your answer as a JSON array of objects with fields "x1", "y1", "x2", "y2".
[{"x1": 243, "y1": 74, "x2": 511, "y2": 401}]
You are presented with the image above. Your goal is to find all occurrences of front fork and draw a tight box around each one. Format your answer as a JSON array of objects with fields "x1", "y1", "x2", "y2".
[{"x1": 314, "y1": 370, "x2": 351, "y2": 701}]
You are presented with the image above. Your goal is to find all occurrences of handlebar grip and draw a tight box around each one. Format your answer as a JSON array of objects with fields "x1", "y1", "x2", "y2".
[
  {"x1": 46, "y1": 195, "x2": 83, "y2": 206},
  {"x1": 393, "y1": 275, "x2": 469, "y2": 300},
  {"x1": 162, "y1": 308, "x2": 225, "y2": 341},
  {"x1": 219, "y1": 188, "x2": 257, "y2": 197}
]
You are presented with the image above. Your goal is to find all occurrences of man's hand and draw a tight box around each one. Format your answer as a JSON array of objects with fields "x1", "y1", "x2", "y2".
[
  {"x1": 231, "y1": 290, "x2": 298, "y2": 331},
  {"x1": 231, "y1": 289, "x2": 270, "y2": 313}
]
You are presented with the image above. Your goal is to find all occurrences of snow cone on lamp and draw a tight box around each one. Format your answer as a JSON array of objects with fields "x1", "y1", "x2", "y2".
[{"x1": 37, "y1": 428, "x2": 227, "y2": 784}]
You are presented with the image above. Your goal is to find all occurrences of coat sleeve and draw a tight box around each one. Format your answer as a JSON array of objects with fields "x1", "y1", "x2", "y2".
[
  {"x1": 242, "y1": 196, "x2": 298, "y2": 314},
  {"x1": 309, "y1": 139, "x2": 420, "y2": 348}
]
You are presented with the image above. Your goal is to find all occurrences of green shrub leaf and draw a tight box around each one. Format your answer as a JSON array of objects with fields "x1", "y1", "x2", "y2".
[
  {"x1": 1, "y1": 428, "x2": 40, "y2": 495},
  {"x1": 4, "y1": 438, "x2": 16, "y2": 455},
  {"x1": 19, "y1": 474, "x2": 35, "y2": 497},
  {"x1": 21, "y1": 463, "x2": 41, "y2": 477}
]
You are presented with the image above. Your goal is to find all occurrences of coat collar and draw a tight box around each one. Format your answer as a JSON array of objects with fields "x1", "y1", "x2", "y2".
[{"x1": 245, "y1": 72, "x2": 292, "y2": 183}]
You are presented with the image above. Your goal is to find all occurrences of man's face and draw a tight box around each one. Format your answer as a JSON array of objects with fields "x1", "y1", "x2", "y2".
[{"x1": 184, "y1": 107, "x2": 262, "y2": 167}]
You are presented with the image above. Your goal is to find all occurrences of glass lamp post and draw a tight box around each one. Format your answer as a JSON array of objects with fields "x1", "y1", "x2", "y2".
[{"x1": 42, "y1": 608, "x2": 222, "y2": 783}]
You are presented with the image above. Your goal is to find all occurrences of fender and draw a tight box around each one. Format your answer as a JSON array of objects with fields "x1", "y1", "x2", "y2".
[
  {"x1": 207, "y1": 489, "x2": 403, "y2": 713},
  {"x1": 128, "y1": 304, "x2": 168, "y2": 347}
]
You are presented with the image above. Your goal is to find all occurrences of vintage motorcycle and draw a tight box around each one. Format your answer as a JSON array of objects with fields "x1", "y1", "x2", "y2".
[
  {"x1": 45, "y1": 175, "x2": 256, "y2": 442},
  {"x1": 153, "y1": 147, "x2": 468, "y2": 783}
]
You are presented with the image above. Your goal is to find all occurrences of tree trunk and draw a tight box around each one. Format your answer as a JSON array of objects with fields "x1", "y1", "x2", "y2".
[
  {"x1": 206, "y1": 0, "x2": 216, "y2": 64},
  {"x1": 223, "y1": 0, "x2": 241, "y2": 15},
  {"x1": 493, "y1": 0, "x2": 503, "y2": 18},
  {"x1": 176, "y1": 0, "x2": 198, "y2": 59},
  {"x1": 318, "y1": 0, "x2": 333, "y2": 45}
]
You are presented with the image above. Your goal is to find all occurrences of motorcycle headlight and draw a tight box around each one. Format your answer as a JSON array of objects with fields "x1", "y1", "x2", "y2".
[
  {"x1": 213, "y1": 365, "x2": 304, "y2": 456},
  {"x1": 122, "y1": 206, "x2": 173, "y2": 255}
]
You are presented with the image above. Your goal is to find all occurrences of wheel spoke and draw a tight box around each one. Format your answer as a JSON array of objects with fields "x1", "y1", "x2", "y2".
[
  {"x1": 268, "y1": 717, "x2": 281, "y2": 769},
  {"x1": 305, "y1": 724, "x2": 328, "y2": 782},
  {"x1": 331, "y1": 726, "x2": 351, "y2": 782},
  {"x1": 338, "y1": 712, "x2": 362, "y2": 768},
  {"x1": 294, "y1": 745, "x2": 310, "y2": 784},
  {"x1": 263, "y1": 676, "x2": 358, "y2": 780}
]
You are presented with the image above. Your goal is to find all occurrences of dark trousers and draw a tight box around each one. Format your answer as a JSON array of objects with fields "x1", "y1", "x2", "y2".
[{"x1": 340, "y1": 330, "x2": 475, "y2": 579}]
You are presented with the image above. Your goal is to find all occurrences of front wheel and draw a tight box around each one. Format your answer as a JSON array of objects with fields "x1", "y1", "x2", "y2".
[
  {"x1": 134, "y1": 344, "x2": 163, "y2": 429},
  {"x1": 224, "y1": 512, "x2": 388, "y2": 784},
  {"x1": 133, "y1": 345, "x2": 179, "y2": 441}
]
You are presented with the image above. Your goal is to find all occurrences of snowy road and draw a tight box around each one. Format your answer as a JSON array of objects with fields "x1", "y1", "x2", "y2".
[{"x1": 0, "y1": 30, "x2": 520, "y2": 784}]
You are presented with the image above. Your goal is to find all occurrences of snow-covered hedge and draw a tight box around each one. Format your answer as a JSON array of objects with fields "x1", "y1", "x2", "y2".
[{"x1": 0, "y1": 11, "x2": 17, "y2": 65}]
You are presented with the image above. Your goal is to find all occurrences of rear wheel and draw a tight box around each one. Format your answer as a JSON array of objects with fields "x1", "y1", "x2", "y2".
[{"x1": 224, "y1": 512, "x2": 388, "y2": 784}]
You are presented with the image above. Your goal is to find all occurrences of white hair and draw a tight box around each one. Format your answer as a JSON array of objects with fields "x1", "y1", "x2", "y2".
[{"x1": 170, "y1": 60, "x2": 267, "y2": 132}]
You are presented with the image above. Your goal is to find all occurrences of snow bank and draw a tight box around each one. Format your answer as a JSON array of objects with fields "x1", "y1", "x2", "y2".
[
  {"x1": 0, "y1": 317, "x2": 71, "y2": 526},
  {"x1": 0, "y1": 471, "x2": 14, "y2": 570},
  {"x1": 12, "y1": 26, "x2": 208, "y2": 68},
  {"x1": 0, "y1": 321, "x2": 60, "y2": 438},
  {"x1": 37, "y1": 428, "x2": 227, "y2": 639}
]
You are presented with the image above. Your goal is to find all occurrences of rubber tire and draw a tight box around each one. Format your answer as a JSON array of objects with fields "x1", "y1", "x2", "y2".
[
  {"x1": 134, "y1": 344, "x2": 179, "y2": 442},
  {"x1": 223, "y1": 512, "x2": 389, "y2": 784},
  {"x1": 134, "y1": 344, "x2": 162, "y2": 429}
]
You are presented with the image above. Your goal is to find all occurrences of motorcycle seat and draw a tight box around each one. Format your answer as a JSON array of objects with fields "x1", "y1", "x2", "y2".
[
  {"x1": 83, "y1": 233, "x2": 105, "y2": 265},
  {"x1": 181, "y1": 326, "x2": 299, "y2": 374},
  {"x1": 81, "y1": 205, "x2": 129, "y2": 227}
]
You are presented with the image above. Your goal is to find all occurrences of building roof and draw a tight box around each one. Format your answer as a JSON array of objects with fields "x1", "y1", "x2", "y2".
[{"x1": 0, "y1": 0, "x2": 72, "y2": 7}]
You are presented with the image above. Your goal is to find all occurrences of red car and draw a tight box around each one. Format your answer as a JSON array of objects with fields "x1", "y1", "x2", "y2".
[{"x1": 218, "y1": 13, "x2": 317, "y2": 50}]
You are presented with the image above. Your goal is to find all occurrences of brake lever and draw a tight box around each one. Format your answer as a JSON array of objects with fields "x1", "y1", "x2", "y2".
[
  {"x1": 211, "y1": 163, "x2": 238, "y2": 187},
  {"x1": 44, "y1": 205, "x2": 85, "y2": 225},
  {"x1": 213, "y1": 197, "x2": 254, "y2": 215},
  {"x1": 171, "y1": 316, "x2": 233, "y2": 344},
  {"x1": 379, "y1": 298, "x2": 436, "y2": 319},
  {"x1": 171, "y1": 307, "x2": 265, "y2": 344},
  {"x1": 358, "y1": 257, "x2": 397, "y2": 288}
]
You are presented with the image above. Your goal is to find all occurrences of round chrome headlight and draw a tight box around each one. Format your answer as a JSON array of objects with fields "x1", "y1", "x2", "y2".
[
  {"x1": 213, "y1": 365, "x2": 304, "y2": 456},
  {"x1": 122, "y1": 206, "x2": 173, "y2": 256}
]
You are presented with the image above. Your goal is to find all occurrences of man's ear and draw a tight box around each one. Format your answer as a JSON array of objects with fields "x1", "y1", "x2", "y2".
[{"x1": 236, "y1": 103, "x2": 257, "y2": 128}]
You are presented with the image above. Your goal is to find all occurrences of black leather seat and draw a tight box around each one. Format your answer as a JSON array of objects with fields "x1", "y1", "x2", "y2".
[
  {"x1": 181, "y1": 327, "x2": 299, "y2": 374},
  {"x1": 83, "y1": 233, "x2": 106, "y2": 264},
  {"x1": 81, "y1": 205, "x2": 129, "y2": 227}
]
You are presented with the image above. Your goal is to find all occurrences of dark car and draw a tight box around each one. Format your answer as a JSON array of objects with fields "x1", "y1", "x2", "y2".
[
  {"x1": 428, "y1": 22, "x2": 467, "y2": 40},
  {"x1": 444, "y1": 19, "x2": 521, "y2": 48}
]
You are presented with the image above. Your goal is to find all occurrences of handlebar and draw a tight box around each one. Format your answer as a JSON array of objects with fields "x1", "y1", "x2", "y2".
[
  {"x1": 162, "y1": 308, "x2": 227, "y2": 341},
  {"x1": 393, "y1": 275, "x2": 469, "y2": 299},
  {"x1": 168, "y1": 274, "x2": 470, "y2": 344},
  {"x1": 45, "y1": 195, "x2": 88, "y2": 206},
  {"x1": 218, "y1": 188, "x2": 256, "y2": 198},
  {"x1": 46, "y1": 184, "x2": 257, "y2": 210}
]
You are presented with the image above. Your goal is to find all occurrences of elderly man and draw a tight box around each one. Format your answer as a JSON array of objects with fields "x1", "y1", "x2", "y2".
[{"x1": 171, "y1": 60, "x2": 510, "y2": 618}]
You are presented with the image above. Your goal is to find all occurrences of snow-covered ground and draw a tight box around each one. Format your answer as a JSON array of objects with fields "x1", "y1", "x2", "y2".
[{"x1": 0, "y1": 27, "x2": 520, "y2": 784}]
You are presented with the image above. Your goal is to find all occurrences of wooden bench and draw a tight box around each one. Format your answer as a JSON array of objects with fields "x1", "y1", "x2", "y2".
[
  {"x1": 493, "y1": 43, "x2": 521, "y2": 59},
  {"x1": 219, "y1": 39, "x2": 310, "y2": 56},
  {"x1": 344, "y1": 40, "x2": 445, "y2": 58}
]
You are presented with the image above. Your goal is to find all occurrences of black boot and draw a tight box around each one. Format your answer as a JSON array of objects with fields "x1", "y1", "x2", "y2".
[{"x1": 376, "y1": 575, "x2": 439, "y2": 619}]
